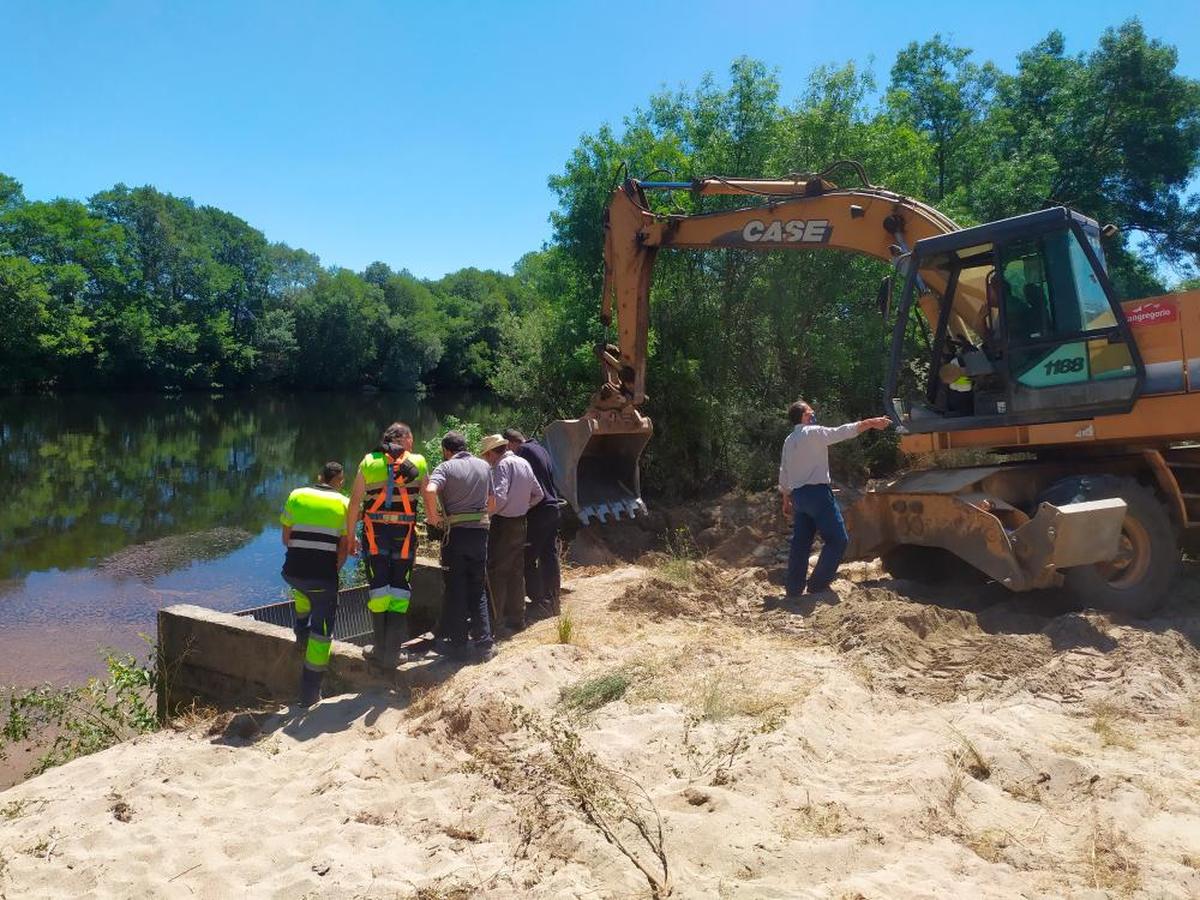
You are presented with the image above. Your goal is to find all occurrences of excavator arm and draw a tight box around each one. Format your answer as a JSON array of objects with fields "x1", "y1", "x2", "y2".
[{"x1": 546, "y1": 166, "x2": 959, "y2": 523}]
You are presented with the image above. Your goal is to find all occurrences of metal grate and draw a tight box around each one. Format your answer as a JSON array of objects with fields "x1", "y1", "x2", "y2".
[{"x1": 236, "y1": 584, "x2": 373, "y2": 643}]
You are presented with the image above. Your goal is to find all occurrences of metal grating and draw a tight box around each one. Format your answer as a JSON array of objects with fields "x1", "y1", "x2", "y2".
[{"x1": 236, "y1": 584, "x2": 373, "y2": 643}]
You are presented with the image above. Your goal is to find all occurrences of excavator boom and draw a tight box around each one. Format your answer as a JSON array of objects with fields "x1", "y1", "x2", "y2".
[{"x1": 549, "y1": 168, "x2": 956, "y2": 523}]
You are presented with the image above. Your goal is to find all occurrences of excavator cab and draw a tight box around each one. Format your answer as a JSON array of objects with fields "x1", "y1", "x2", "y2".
[{"x1": 885, "y1": 207, "x2": 1143, "y2": 433}]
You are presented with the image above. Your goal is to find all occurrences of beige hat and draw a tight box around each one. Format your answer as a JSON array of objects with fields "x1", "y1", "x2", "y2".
[{"x1": 478, "y1": 434, "x2": 508, "y2": 456}]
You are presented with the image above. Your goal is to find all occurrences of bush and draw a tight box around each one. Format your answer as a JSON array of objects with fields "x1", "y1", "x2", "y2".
[
  {"x1": 1, "y1": 645, "x2": 159, "y2": 778},
  {"x1": 422, "y1": 415, "x2": 488, "y2": 460}
]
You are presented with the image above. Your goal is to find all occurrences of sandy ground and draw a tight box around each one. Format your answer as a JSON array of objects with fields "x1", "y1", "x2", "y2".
[{"x1": 2, "y1": 553, "x2": 1200, "y2": 898}]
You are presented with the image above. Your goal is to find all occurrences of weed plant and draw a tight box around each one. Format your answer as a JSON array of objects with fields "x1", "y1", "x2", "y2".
[{"x1": 0, "y1": 643, "x2": 160, "y2": 778}]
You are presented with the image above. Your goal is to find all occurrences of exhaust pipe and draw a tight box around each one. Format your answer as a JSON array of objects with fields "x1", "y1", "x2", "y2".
[{"x1": 544, "y1": 409, "x2": 653, "y2": 525}]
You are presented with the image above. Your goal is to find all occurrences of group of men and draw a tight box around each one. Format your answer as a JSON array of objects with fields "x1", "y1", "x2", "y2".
[
  {"x1": 280, "y1": 422, "x2": 561, "y2": 707},
  {"x1": 280, "y1": 397, "x2": 891, "y2": 707}
]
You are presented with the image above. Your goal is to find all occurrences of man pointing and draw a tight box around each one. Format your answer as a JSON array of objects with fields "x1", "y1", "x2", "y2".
[{"x1": 779, "y1": 400, "x2": 891, "y2": 598}]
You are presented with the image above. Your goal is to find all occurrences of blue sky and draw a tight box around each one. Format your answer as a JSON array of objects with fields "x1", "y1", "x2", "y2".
[{"x1": 2, "y1": 0, "x2": 1196, "y2": 279}]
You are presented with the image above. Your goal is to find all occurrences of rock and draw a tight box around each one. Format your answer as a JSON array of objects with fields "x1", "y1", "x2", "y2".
[{"x1": 684, "y1": 787, "x2": 711, "y2": 806}]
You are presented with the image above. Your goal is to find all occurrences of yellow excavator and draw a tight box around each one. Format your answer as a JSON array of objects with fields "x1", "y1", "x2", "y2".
[{"x1": 545, "y1": 162, "x2": 1200, "y2": 615}]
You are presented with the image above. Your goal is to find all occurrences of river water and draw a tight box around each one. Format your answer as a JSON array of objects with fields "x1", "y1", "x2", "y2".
[{"x1": 0, "y1": 391, "x2": 507, "y2": 689}]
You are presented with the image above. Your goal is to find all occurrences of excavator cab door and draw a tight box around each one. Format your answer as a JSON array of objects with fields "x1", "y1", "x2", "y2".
[
  {"x1": 997, "y1": 223, "x2": 1140, "y2": 416},
  {"x1": 887, "y1": 208, "x2": 1143, "y2": 432}
]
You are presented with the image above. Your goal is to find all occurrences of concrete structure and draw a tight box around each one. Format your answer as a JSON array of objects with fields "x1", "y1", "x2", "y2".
[{"x1": 157, "y1": 561, "x2": 446, "y2": 717}]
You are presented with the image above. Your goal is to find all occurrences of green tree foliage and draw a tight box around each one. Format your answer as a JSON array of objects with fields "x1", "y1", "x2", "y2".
[{"x1": 0, "y1": 183, "x2": 528, "y2": 393}]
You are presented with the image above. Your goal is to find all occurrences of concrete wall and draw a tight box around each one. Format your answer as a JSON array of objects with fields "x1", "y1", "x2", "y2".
[{"x1": 158, "y1": 560, "x2": 444, "y2": 717}]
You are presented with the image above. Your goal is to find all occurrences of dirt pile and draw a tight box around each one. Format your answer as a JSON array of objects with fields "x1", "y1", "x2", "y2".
[{"x1": 611, "y1": 559, "x2": 767, "y2": 620}]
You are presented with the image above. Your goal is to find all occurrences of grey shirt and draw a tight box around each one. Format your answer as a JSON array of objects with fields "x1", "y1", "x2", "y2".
[
  {"x1": 490, "y1": 449, "x2": 544, "y2": 518},
  {"x1": 778, "y1": 423, "x2": 860, "y2": 491},
  {"x1": 429, "y1": 451, "x2": 491, "y2": 529}
]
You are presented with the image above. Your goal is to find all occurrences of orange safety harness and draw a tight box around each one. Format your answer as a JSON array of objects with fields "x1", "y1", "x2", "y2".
[{"x1": 362, "y1": 451, "x2": 419, "y2": 558}]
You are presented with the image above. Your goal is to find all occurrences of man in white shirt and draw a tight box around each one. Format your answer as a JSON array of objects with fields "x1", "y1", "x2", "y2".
[{"x1": 779, "y1": 399, "x2": 891, "y2": 598}]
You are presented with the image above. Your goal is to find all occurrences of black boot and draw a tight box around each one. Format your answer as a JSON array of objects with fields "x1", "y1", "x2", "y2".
[
  {"x1": 363, "y1": 612, "x2": 388, "y2": 662},
  {"x1": 384, "y1": 612, "x2": 409, "y2": 663},
  {"x1": 298, "y1": 667, "x2": 323, "y2": 708}
]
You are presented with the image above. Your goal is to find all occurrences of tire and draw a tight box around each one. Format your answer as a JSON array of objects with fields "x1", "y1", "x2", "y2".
[{"x1": 1036, "y1": 475, "x2": 1178, "y2": 617}]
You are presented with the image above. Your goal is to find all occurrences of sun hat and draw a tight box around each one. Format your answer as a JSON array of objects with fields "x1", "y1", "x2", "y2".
[{"x1": 478, "y1": 434, "x2": 508, "y2": 456}]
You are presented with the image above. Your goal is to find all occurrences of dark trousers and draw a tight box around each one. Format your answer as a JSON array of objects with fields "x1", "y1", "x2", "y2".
[
  {"x1": 365, "y1": 525, "x2": 415, "y2": 614},
  {"x1": 440, "y1": 527, "x2": 491, "y2": 647},
  {"x1": 283, "y1": 574, "x2": 338, "y2": 691},
  {"x1": 786, "y1": 484, "x2": 849, "y2": 596},
  {"x1": 487, "y1": 514, "x2": 527, "y2": 627},
  {"x1": 524, "y1": 503, "x2": 561, "y2": 611}
]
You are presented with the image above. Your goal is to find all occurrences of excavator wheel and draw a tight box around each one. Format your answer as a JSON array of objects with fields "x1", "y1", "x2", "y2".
[{"x1": 1036, "y1": 476, "x2": 1178, "y2": 618}]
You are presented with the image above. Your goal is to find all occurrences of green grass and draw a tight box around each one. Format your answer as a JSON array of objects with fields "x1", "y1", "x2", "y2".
[
  {"x1": 561, "y1": 671, "x2": 633, "y2": 713},
  {"x1": 556, "y1": 607, "x2": 576, "y2": 644}
]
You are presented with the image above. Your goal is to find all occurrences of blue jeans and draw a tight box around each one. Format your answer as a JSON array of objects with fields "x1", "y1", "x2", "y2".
[{"x1": 787, "y1": 485, "x2": 848, "y2": 596}]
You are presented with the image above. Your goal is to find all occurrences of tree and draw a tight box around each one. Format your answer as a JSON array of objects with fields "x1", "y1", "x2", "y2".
[
  {"x1": 292, "y1": 269, "x2": 385, "y2": 387},
  {"x1": 887, "y1": 37, "x2": 996, "y2": 203}
]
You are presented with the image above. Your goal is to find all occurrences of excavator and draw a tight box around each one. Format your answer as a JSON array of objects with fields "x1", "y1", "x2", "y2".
[{"x1": 544, "y1": 161, "x2": 1200, "y2": 615}]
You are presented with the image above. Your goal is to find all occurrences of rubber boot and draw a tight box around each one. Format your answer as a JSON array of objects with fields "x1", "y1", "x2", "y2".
[
  {"x1": 363, "y1": 612, "x2": 388, "y2": 662},
  {"x1": 384, "y1": 612, "x2": 409, "y2": 664},
  {"x1": 298, "y1": 668, "x2": 323, "y2": 709}
]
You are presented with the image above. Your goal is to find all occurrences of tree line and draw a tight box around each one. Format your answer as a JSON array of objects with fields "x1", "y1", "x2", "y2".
[
  {"x1": 0, "y1": 177, "x2": 537, "y2": 392},
  {"x1": 3, "y1": 20, "x2": 1198, "y2": 496}
]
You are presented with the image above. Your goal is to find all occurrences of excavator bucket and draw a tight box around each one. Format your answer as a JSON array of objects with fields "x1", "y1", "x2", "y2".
[{"x1": 544, "y1": 410, "x2": 653, "y2": 524}]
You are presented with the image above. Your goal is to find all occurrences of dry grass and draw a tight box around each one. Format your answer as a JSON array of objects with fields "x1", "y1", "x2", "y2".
[
  {"x1": 1182, "y1": 853, "x2": 1200, "y2": 871},
  {"x1": 1088, "y1": 819, "x2": 1140, "y2": 894},
  {"x1": 781, "y1": 795, "x2": 851, "y2": 839},
  {"x1": 964, "y1": 827, "x2": 1011, "y2": 863},
  {"x1": 1091, "y1": 704, "x2": 1136, "y2": 750},
  {"x1": 168, "y1": 699, "x2": 220, "y2": 731},
  {"x1": 948, "y1": 729, "x2": 992, "y2": 780},
  {"x1": 942, "y1": 756, "x2": 968, "y2": 813},
  {"x1": 1, "y1": 800, "x2": 30, "y2": 821}
]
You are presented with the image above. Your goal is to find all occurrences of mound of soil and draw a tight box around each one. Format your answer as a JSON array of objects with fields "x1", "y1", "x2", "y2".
[
  {"x1": 764, "y1": 583, "x2": 1200, "y2": 710},
  {"x1": 611, "y1": 560, "x2": 767, "y2": 620}
]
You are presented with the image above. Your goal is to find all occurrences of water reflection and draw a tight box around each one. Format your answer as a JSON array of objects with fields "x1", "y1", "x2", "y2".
[{"x1": 0, "y1": 391, "x2": 507, "y2": 685}]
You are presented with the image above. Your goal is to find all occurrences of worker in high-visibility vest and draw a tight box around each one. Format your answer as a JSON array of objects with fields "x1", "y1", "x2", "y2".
[
  {"x1": 281, "y1": 461, "x2": 351, "y2": 708},
  {"x1": 346, "y1": 422, "x2": 429, "y2": 665}
]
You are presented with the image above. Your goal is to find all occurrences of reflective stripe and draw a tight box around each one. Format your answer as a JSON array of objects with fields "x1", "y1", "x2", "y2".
[
  {"x1": 291, "y1": 588, "x2": 312, "y2": 616},
  {"x1": 288, "y1": 539, "x2": 340, "y2": 552},
  {"x1": 367, "y1": 586, "x2": 392, "y2": 613},
  {"x1": 289, "y1": 528, "x2": 340, "y2": 544},
  {"x1": 305, "y1": 633, "x2": 332, "y2": 670}
]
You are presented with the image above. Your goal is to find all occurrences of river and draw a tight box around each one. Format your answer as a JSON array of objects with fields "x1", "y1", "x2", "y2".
[{"x1": 0, "y1": 391, "x2": 508, "y2": 689}]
